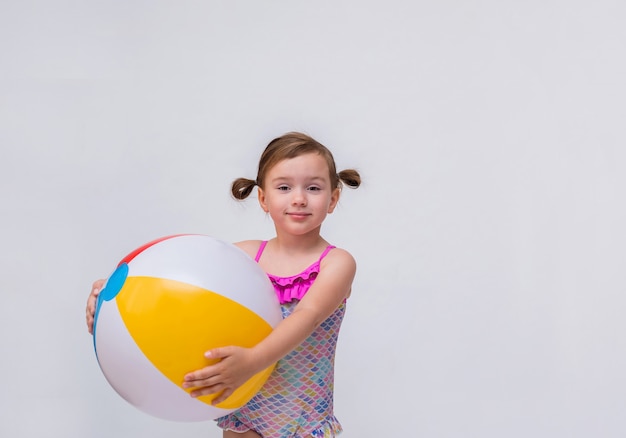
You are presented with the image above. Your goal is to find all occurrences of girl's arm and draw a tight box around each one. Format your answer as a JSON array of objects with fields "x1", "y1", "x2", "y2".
[{"x1": 182, "y1": 248, "x2": 356, "y2": 404}]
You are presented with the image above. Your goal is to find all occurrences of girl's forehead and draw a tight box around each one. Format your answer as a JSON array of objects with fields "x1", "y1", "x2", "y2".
[{"x1": 269, "y1": 153, "x2": 330, "y2": 174}]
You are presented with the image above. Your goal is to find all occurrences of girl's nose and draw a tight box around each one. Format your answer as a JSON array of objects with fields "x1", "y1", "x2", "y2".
[{"x1": 291, "y1": 189, "x2": 307, "y2": 205}]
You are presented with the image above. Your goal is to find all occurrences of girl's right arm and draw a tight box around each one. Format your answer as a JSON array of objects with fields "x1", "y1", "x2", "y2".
[
  {"x1": 86, "y1": 279, "x2": 106, "y2": 334},
  {"x1": 183, "y1": 247, "x2": 356, "y2": 404}
]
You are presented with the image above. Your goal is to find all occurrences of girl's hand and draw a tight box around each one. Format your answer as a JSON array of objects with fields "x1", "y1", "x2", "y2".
[
  {"x1": 182, "y1": 346, "x2": 260, "y2": 405},
  {"x1": 86, "y1": 279, "x2": 106, "y2": 334}
]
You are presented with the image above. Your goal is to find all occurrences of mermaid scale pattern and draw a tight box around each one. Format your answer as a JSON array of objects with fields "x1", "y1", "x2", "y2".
[{"x1": 216, "y1": 244, "x2": 344, "y2": 437}]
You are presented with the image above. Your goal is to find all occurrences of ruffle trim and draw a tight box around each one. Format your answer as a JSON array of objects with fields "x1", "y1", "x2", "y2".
[
  {"x1": 216, "y1": 416, "x2": 343, "y2": 437},
  {"x1": 311, "y1": 416, "x2": 343, "y2": 437},
  {"x1": 215, "y1": 416, "x2": 251, "y2": 434},
  {"x1": 268, "y1": 264, "x2": 320, "y2": 304}
]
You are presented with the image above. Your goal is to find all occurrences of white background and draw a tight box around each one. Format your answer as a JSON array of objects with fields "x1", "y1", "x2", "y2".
[{"x1": 1, "y1": 1, "x2": 625, "y2": 437}]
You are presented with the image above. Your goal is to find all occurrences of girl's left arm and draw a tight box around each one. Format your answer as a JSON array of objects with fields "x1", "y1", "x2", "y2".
[{"x1": 182, "y1": 248, "x2": 356, "y2": 404}]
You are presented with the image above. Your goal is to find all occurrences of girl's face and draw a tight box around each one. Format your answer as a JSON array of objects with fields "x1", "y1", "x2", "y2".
[{"x1": 258, "y1": 153, "x2": 340, "y2": 238}]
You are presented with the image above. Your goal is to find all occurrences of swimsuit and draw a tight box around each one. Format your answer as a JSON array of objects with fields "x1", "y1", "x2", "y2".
[{"x1": 216, "y1": 241, "x2": 344, "y2": 437}]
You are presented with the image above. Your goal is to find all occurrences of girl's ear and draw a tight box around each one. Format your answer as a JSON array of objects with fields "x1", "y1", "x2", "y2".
[
  {"x1": 258, "y1": 187, "x2": 269, "y2": 212},
  {"x1": 327, "y1": 187, "x2": 341, "y2": 214}
]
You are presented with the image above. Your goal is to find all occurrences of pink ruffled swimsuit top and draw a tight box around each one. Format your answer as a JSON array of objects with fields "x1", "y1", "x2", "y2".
[
  {"x1": 216, "y1": 241, "x2": 345, "y2": 438},
  {"x1": 263, "y1": 241, "x2": 336, "y2": 304}
]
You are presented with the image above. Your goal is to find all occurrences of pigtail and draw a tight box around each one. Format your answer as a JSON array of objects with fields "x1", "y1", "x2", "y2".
[
  {"x1": 231, "y1": 177, "x2": 257, "y2": 200},
  {"x1": 337, "y1": 169, "x2": 361, "y2": 189}
]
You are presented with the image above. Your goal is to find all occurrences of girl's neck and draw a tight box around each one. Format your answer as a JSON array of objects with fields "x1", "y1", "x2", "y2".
[
  {"x1": 271, "y1": 228, "x2": 327, "y2": 254},
  {"x1": 261, "y1": 230, "x2": 330, "y2": 277}
]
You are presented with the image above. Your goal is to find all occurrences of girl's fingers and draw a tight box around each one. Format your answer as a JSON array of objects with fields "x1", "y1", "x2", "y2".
[
  {"x1": 211, "y1": 388, "x2": 233, "y2": 405},
  {"x1": 182, "y1": 374, "x2": 216, "y2": 389},
  {"x1": 184, "y1": 363, "x2": 223, "y2": 383},
  {"x1": 86, "y1": 279, "x2": 106, "y2": 334},
  {"x1": 183, "y1": 370, "x2": 207, "y2": 384},
  {"x1": 183, "y1": 369, "x2": 225, "y2": 391},
  {"x1": 189, "y1": 383, "x2": 225, "y2": 398},
  {"x1": 86, "y1": 307, "x2": 96, "y2": 333},
  {"x1": 183, "y1": 369, "x2": 234, "y2": 401}
]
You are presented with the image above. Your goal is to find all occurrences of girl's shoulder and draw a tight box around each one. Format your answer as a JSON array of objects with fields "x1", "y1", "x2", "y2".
[
  {"x1": 233, "y1": 239, "x2": 264, "y2": 259},
  {"x1": 318, "y1": 246, "x2": 357, "y2": 300},
  {"x1": 321, "y1": 246, "x2": 357, "y2": 272}
]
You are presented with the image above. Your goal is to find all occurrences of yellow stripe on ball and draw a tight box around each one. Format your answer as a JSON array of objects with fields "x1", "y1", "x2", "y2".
[{"x1": 116, "y1": 276, "x2": 276, "y2": 409}]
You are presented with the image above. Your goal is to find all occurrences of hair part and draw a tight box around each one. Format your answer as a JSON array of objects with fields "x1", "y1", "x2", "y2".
[{"x1": 231, "y1": 132, "x2": 361, "y2": 200}]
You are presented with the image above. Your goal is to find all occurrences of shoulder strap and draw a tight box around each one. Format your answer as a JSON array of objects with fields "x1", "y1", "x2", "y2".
[
  {"x1": 318, "y1": 245, "x2": 336, "y2": 262},
  {"x1": 255, "y1": 241, "x2": 268, "y2": 262}
]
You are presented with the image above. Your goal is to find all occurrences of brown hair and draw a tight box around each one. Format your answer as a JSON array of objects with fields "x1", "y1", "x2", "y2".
[{"x1": 231, "y1": 132, "x2": 361, "y2": 200}]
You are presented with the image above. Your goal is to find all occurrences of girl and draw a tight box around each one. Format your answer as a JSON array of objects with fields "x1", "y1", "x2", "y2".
[{"x1": 86, "y1": 132, "x2": 361, "y2": 438}]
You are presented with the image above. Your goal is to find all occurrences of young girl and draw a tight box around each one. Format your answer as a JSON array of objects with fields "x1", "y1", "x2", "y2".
[{"x1": 85, "y1": 132, "x2": 361, "y2": 438}]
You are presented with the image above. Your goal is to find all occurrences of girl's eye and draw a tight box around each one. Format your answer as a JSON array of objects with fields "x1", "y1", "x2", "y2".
[
  {"x1": 277, "y1": 186, "x2": 290, "y2": 191},
  {"x1": 308, "y1": 186, "x2": 321, "y2": 191}
]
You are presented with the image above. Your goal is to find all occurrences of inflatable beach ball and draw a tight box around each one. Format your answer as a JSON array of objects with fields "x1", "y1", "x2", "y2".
[{"x1": 93, "y1": 234, "x2": 282, "y2": 422}]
